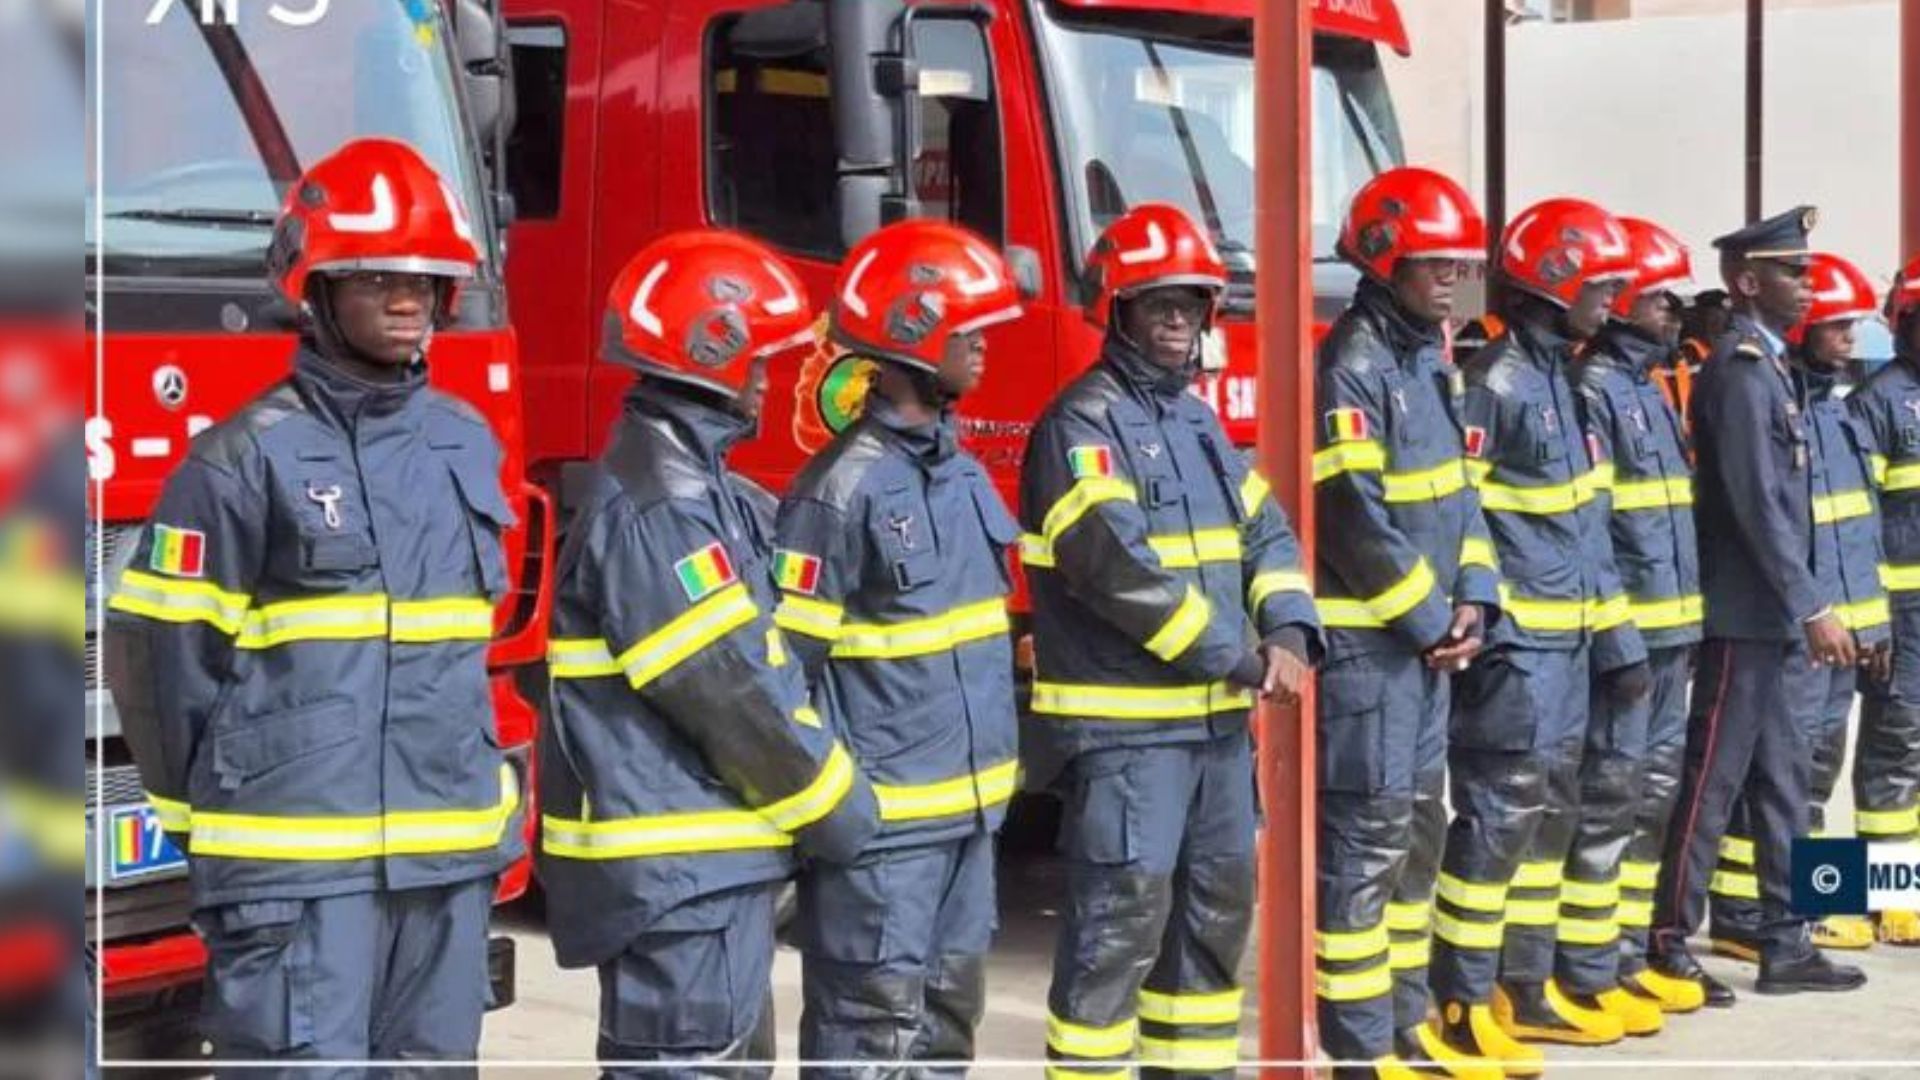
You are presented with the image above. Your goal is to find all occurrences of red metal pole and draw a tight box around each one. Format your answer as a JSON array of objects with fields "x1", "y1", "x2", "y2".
[
  {"x1": 1254, "y1": 1, "x2": 1315, "y2": 1075},
  {"x1": 1904, "y1": 0, "x2": 1920, "y2": 259}
]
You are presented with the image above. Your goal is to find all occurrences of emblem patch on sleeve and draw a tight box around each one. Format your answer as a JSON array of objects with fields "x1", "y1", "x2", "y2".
[
  {"x1": 773, "y1": 549, "x2": 823, "y2": 596},
  {"x1": 148, "y1": 524, "x2": 206, "y2": 578},
  {"x1": 1463, "y1": 426, "x2": 1488, "y2": 459},
  {"x1": 1325, "y1": 408, "x2": 1371, "y2": 443},
  {"x1": 1067, "y1": 445, "x2": 1115, "y2": 479},
  {"x1": 673, "y1": 542, "x2": 738, "y2": 602}
]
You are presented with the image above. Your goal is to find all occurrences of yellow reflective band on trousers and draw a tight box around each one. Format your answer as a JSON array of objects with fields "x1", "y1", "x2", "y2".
[
  {"x1": 1560, "y1": 879, "x2": 1620, "y2": 908},
  {"x1": 1619, "y1": 860, "x2": 1661, "y2": 890},
  {"x1": 1856, "y1": 806, "x2": 1920, "y2": 836},
  {"x1": 1632, "y1": 594, "x2": 1704, "y2": 630},
  {"x1": 1477, "y1": 468, "x2": 1608, "y2": 515},
  {"x1": 1390, "y1": 938, "x2": 1432, "y2": 969},
  {"x1": 1240, "y1": 471, "x2": 1272, "y2": 515},
  {"x1": 184, "y1": 764, "x2": 518, "y2": 860},
  {"x1": 1386, "y1": 901, "x2": 1431, "y2": 932},
  {"x1": 1504, "y1": 898, "x2": 1559, "y2": 927},
  {"x1": 1313, "y1": 440, "x2": 1388, "y2": 483},
  {"x1": 830, "y1": 599, "x2": 1010, "y2": 659},
  {"x1": 1437, "y1": 873, "x2": 1507, "y2": 914},
  {"x1": 1616, "y1": 900, "x2": 1654, "y2": 928},
  {"x1": 1382, "y1": 459, "x2": 1470, "y2": 504},
  {"x1": 109, "y1": 570, "x2": 249, "y2": 635},
  {"x1": 1513, "y1": 861, "x2": 1562, "y2": 888},
  {"x1": 1148, "y1": 528, "x2": 1243, "y2": 569},
  {"x1": 1247, "y1": 570, "x2": 1313, "y2": 611},
  {"x1": 1137, "y1": 1035, "x2": 1241, "y2": 1071},
  {"x1": 1882, "y1": 564, "x2": 1920, "y2": 593},
  {"x1": 1046, "y1": 1013, "x2": 1137, "y2": 1058},
  {"x1": 1499, "y1": 588, "x2": 1631, "y2": 634},
  {"x1": 1144, "y1": 586, "x2": 1212, "y2": 662},
  {"x1": 1046, "y1": 1067, "x2": 1130, "y2": 1080},
  {"x1": 620, "y1": 583, "x2": 759, "y2": 691},
  {"x1": 1138, "y1": 987, "x2": 1243, "y2": 1027},
  {"x1": 1030, "y1": 681, "x2": 1253, "y2": 721},
  {"x1": 1719, "y1": 836, "x2": 1755, "y2": 865},
  {"x1": 1315, "y1": 923, "x2": 1389, "y2": 962},
  {"x1": 873, "y1": 759, "x2": 1018, "y2": 823},
  {"x1": 1313, "y1": 961, "x2": 1393, "y2": 1002},
  {"x1": 1610, "y1": 475, "x2": 1694, "y2": 512},
  {"x1": 1558, "y1": 916, "x2": 1620, "y2": 945},
  {"x1": 1042, "y1": 477, "x2": 1138, "y2": 543},
  {"x1": 1433, "y1": 911, "x2": 1505, "y2": 949},
  {"x1": 1460, "y1": 537, "x2": 1498, "y2": 572},
  {"x1": 1318, "y1": 559, "x2": 1438, "y2": 629},
  {"x1": 1710, "y1": 869, "x2": 1759, "y2": 900},
  {"x1": 1813, "y1": 489, "x2": 1875, "y2": 526},
  {"x1": 1837, "y1": 596, "x2": 1892, "y2": 632},
  {"x1": 775, "y1": 594, "x2": 845, "y2": 641}
]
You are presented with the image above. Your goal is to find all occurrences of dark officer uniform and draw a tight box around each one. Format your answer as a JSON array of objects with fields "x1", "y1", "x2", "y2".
[
  {"x1": 1312, "y1": 278, "x2": 1502, "y2": 1061},
  {"x1": 1651, "y1": 209, "x2": 1831, "y2": 973},
  {"x1": 538, "y1": 383, "x2": 879, "y2": 1075},
  {"x1": 773, "y1": 398, "x2": 1018, "y2": 1075},
  {"x1": 1022, "y1": 335, "x2": 1320, "y2": 1080},
  {"x1": 1569, "y1": 321, "x2": 1702, "y2": 993}
]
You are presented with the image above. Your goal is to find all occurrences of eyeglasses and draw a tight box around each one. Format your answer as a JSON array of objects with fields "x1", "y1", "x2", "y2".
[
  {"x1": 1134, "y1": 292, "x2": 1212, "y2": 324},
  {"x1": 336, "y1": 271, "x2": 441, "y2": 296}
]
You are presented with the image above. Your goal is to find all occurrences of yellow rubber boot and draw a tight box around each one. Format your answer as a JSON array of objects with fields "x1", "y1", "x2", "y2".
[
  {"x1": 1707, "y1": 935, "x2": 1760, "y2": 964},
  {"x1": 1374, "y1": 1055, "x2": 1426, "y2": 1080},
  {"x1": 1492, "y1": 981, "x2": 1625, "y2": 1046},
  {"x1": 1398, "y1": 1020, "x2": 1505, "y2": 1080},
  {"x1": 1437, "y1": 1000, "x2": 1545, "y2": 1078},
  {"x1": 1621, "y1": 967, "x2": 1706, "y2": 1013},
  {"x1": 1878, "y1": 909, "x2": 1920, "y2": 946},
  {"x1": 1812, "y1": 914, "x2": 1877, "y2": 950},
  {"x1": 1594, "y1": 987, "x2": 1664, "y2": 1037}
]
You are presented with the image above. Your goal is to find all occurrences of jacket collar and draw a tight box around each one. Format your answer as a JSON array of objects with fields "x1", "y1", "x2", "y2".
[
  {"x1": 1354, "y1": 278, "x2": 1444, "y2": 362},
  {"x1": 291, "y1": 341, "x2": 427, "y2": 428},
  {"x1": 1101, "y1": 333, "x2": 1194, "y2": 408},
  {"x1": 1589, "y1": 323, "x2": 1669, "y2": 380},
  {"x1": 865, "y1": 394, "x2": 959, "y2": 466},
  {"x1": 623, "y1": 380, "x2": 753, "y2": 470}
]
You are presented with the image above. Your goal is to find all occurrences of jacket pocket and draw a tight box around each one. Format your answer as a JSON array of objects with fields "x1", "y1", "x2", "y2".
[
  {"x1": 447, "y1": 457, "x2": 517, "y2": 599},
  {"x1": 1318, "y1": 654, "x2": 1387, "y2": 793},
  {"x1": 211, "y1": 696, "x2": 359, "y2": 790},
  {"x1": 970, "y1": 478, "x2": 1021, "y2": 591},
  {"x1": 1451, "y1": 650, "x2": 1537, "y2": 752},
  {"x1": 1063, "y1": 749, "x2": 1138, "y2": 866}
]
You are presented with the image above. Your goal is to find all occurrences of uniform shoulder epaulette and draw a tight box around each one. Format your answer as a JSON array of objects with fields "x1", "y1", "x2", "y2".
[
  {"x1": 788, "y1": 421, "x2": 889, "y2": 514},
  {"x1": 188, "y1": 381, "x2": 303, "y2": 473},
  {"x1": 1733, "y1": 336, "x2": 1767, "y2": 361}
]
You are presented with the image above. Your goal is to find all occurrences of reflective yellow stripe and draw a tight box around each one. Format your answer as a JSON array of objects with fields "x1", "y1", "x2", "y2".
[
  {"x1": 1248, "y1": 569, "x2": 1312, "y2": 611},
  {"x1": 873, "y1": 759, "x2": 1019, "y2": 823},
  {"x1": 1148, "y1": 528, "x2": 1243, "y2": 568},
  {"x1": 620, "y1": 584, "x2": 758, "y2": 690},
  {"x1": 1382, "y1": 459, "x2": 1470, "y2": 504},
  {"x1": 1460, "y1": 537, "x2": 1497, "y2": 572},
  {"x1": 1513, "y1": 861, "x2": 1562, "y2": 889},
  {"x1": 1813, "y1": 489, "x2": 1875, "y2": 525},
  {"x1": 1719, "y1": 836, "x2": 1755, "y2": 865},
  {"x1": 1467, "y1": 459, "x2": 1494, "y2": 484},
  {"x1": 1313, "y1": 960, "x2": 1393, "y2": 1002},
  {"x1": 1558, "y1": 916, "x2": 1620, "y2": 945},
  {"x1": 1619, "y1": 861, "x2": 1661, "y2": 890},
  {"x1": 1589, "y1": 594, "x2": 1632, "y2": 631},
  {"x1": 1386, "y1": 902, "x2": 1431, "y2": 933},
  {"x1": 1144, "y1": 586, "x2": 1212, "y2": 662},
  {"x1": 192, "y1": 764, "x2": 517, "y2": 860},
  {"x1": 548, "y1": 638, "x2": 621, "y2": 678},
  {"x1": 1710, "y1": 870, "x2": 1758, "y2": 900},
  {"x1": 1138, "y1": 987, "x2": 1243, "y2": 1026},
  {"x1": 1616, "y1": 900, "x2": 1654, "y2": 928},
  {"x1": 1437, "y1": 873, "x2": 1507, "y2": 914},
  {"x1": 767, "y1": 627, "x2": 788, "y2": 667},
  {"x1": 1505, "y1": 898, "x2": 1559, "y2": 926},
  {"x1": 1883, "y1": 564, "x2": 1920, "y2": 593},
  {"x1": 1043, "y1": 477, "x2": 1137, "y2": 542},
  {"x1": 757, "y1": 742, "x2": 857, "y2": 833},
  {"x1": 1610, "y1": 475, "x2": 1694, "y2": 512},
  {"x1": 1390, "y1": 938, "x2": 1431, "y2": 969},
  {"x1": 1837, "y1": 596, "x2": 1892, "y2": 632},
  {"x1": 1561, "y1": 879, "x2": 1620, "y2": 908},
  {"x1": 1313, "y1": 440, "x2": 1387, "y2": 482},
  {"x1": 793, "y1": 706, "x2": 823, "y2": 729},
  {"x1": 1433, "y1": 911, "x2": 1505, "y2": 949},
  {"x1": 1499, "y1": 588, "x2": 1633, "y2": 634},
  {"x1": 543, "y1": 808, "x2": 791, "y2": 859},
  {"x1": 1632, "y1": 594, "x2": 1704, "y2": 630},
  {"x1": 1045, "y1": 1014, "x2": 1137, "y2": 1059},
  {"x1": 1885, "y1": 461, "x2": 1920, "y2": 492},
  {"x1": 236, "y1": 594, "x2": 389, "y2": 649},
  {"x1": 774, "y1": 594, "x2": 844, "y2": 641},
  {"x1": 1018, "y1": 533, "x2": 1056, "y2": 568},
  {"x1": 1856, "y1": 806, "x2": 1920, "y2": 836},
  {"x1": 1478, "y1": 468, "x2": 1608, "y2": 515},
  {"x1": 831, "y1": 599, "x2": 1010, "y2": 660},
  {"x1": 1315, "y1": 923, "x2": 1389, "y2": 962},
  {"x1": 1240, "y1": 471, "x2": 1272, "y2": 515},
  {"x1": 1319, "y1": 559, "x2": 1438, "y2": 629},
  {"x1": 1030, "y1": 681, "x2": 1252, "y2": 720},
  {"x1": 144, "y1": 792, "x2": 192, "y2": 833},
  {"x1": 1045, "y1": 1068, "x2": 1129, "y2": 1080},
  {"x1": 1137, "y1": 1035, "x2": 1241, "y2": 1070},
  {"x1": 389, "y1": 598, "x2": 494, "y2": 643},
  {"x1": 109, "y1": 570, "x2": 249, "y2": 635}
]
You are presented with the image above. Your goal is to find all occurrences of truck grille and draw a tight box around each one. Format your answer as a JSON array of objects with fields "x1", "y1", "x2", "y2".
[
  {"x1": 86, "y1": 523, "x2": 144, "y2": 691},
  {"x1": 89, "y1": 763, "x2": 147, "y2": 813}
]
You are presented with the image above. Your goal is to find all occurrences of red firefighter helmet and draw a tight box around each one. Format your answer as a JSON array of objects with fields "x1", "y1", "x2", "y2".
[
  {"x1": 1083, "y1": 204, "x2": 1227, "y2": 328},
  {"x1": 1610, "y1": 217, "x2": 1693, "y2": 319},
  {"x1": 1338, "y1": 167, "x2": 1487, "y2": 283},
  {"x1": 1499, "y1": 198, "x2": 1635, "y2": 309},
  {"x1": 267, "y1": 138, "x2": 479, "y2": 319},
  {"x1": 831, "y1": 220, "x2": 1022, "y2": 373},
  {"x1": 1889, "y1": 256, "x2": 1920, "y2": 324},
  {"x1": 1791, "y1": 252, "x2": 1877, "y2": 344},
  {"x1": 603, "y1": 229, "x2": 814, "y2": 399}
]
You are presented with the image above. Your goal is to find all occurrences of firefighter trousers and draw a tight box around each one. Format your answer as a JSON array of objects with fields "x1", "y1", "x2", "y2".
[
  {"x1": 597, "y1": 885, "x2": 778, "y2": 1080},
  {"x1": 1615, "y1": 647, "x2": 1694, "y2": 976},
  {"x1": 195, "y1": 878, "x2": 494, "y2": 1080},
  {"x1": 1430, "y1": 645, "x2": 1586, "y2": 1005},
  {"x1": 1045, "y1": 732, "x2": 1255, "y2": 1080},
  {"x1": 1854, "y1": 605, "x2": 1920, "y2": 842},
  {"x1": 1652, "y1": 640, "x2": 1814, "y2": 964},
  {"x1": 796, "y1": 832, "x2": 996, "y2": 1079},
  {"x1": 1315, "y1": 649, "x2": 1448, "y2": 1062}
]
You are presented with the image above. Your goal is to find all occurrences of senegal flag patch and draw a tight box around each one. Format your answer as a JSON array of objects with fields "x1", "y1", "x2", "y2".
[
  {"x1": 1325, "y1": 408, "x2": 1370, "y2": 443},
  {"x1": 148, "y1": 524, "x2": 206, "y2": 579},
  {"x1": 1068, "y1": 445, "x2": 1114, "y2": 479},
  {"x1": 674, "y1": 542, "x2": 737, "y2": 602},
  {"x1": 773, "y1": 549, "x2": 822, "y2": 596}
]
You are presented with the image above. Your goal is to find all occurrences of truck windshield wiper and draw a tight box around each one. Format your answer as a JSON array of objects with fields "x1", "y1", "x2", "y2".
[{"x1": 107, "y1": 207, "x2": 276, "y2": 226}]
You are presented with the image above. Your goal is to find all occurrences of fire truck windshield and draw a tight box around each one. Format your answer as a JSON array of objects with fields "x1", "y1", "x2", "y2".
[
  {"x1": 1035, "y1": 6, "x2": 1405, "y2": 283},
  {"x1": 88, "y1": 0, "x2": 488, "y2": 276}
]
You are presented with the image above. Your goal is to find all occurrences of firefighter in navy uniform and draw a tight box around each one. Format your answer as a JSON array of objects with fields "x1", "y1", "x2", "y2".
[
  {"x1": 1709, "y1": 253, "x2": 1890, "y2": 959},
  {"x1": 1566, "y1": 218, "x2": 1708, "y2": 1024},
  {"x1": 771, "y1": 222, "x2": 1025, "y2": 1075},
  {"x1": 1846, "y1": 254, "x2": 1920, "y2": 945},
  {"x1": 1432, "y1": 198, "x2": 1646, "y2": 1062},
  {"x1": 1022, "y1": 205, "x2": 1320, "y2": 1080},
  {"x1": 536, "y1": 231, "x2": 879, "y2": 1076},
  {"x1": 1309, "y1": 168, "x2": 1505, "y2": 1080},
  {"x1": 104, "y1": 139, "x2": 524, "y2": 1073},
  {"x1": 1648, "y1": 206, "x2": 1869, "y2": 1003}
]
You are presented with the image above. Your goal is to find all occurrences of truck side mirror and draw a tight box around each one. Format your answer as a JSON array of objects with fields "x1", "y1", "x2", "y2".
[
  {"x1": 1005, "y1": 245, "x2": 1043, "y2": 300},
  {"x1": 454, "y1": 0, "x2": 515, "y2": 157}
]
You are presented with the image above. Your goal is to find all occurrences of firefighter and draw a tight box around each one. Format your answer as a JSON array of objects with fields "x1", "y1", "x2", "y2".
[
  {"x1": 1022, "y1": 204, "x2": 1321, "y2": 1080},
  {"x1": 1567, "y1": 218, "x2": 1708, "y2": 1020},
  {"x1": 1709, "y1": 253, "x2": 1889, "y2": 959},
  {"x1": 536, "y1": 230, "x2": 879, "y2": 1075},
  {"x1": 771, "y1": 221, "x2": 1024, "y2": 1074},
  {"x1": 102, "y1": 139, "x2": 524, "y2": 1071},
  {"x1": 1432, "y1": 198, "x2": 1646, "y2": 1060},
  {"x1": 1310, "y1": 167, "x2": 1505, "y2": 1080},
  {"x1": 1649, "y1": 207, "x2": 1869, "y2": 1002},
  {"x1": 1843, "y1": 253, "x2": 1920, "y2": 945}
]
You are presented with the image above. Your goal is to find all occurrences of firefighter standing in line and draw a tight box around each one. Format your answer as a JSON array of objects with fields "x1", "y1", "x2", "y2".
[
  {"x1": 1709, "y1": 252, "x2": 1890, "y2": 959},
  {"x1": 1309, "y1": 167, "x2": 1506, "y2": 1080},
  {"x1": 104, "y1": 139, "x2": 525, "y2": 1072},
  {"x1": 772, "y1": 222, "x2": 1024, "y2": 1074},
  {"x1": 1648, "y1": 207, "x2": 1868, "y2": 1003},
  {"x1": 1431, "y1": 198, "x2": 1646, "y2": 1062},
  {"x1": 1841, "y1": 253, "x2": 1920, "y2": 945},
  {"x1": 1022, "y1": 204, "x2": 1321, "y2": 1080},
  {"x1": 535, "y1": 230, "x2": 879, "y2": 1075},
  {"x1": 1566, "y1": 218, "x2": 1709, "y2": 1021}
]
